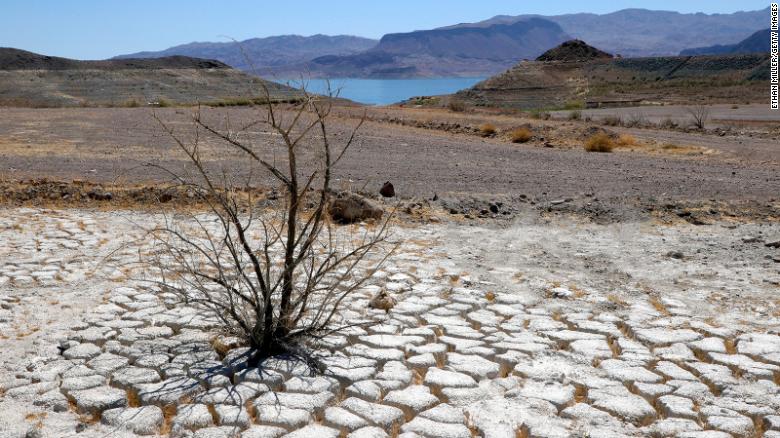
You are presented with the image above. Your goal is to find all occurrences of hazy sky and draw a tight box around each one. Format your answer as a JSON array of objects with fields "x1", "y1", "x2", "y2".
[{"x1": 0, "y1": 0, "x2": 771, "y2": 59}]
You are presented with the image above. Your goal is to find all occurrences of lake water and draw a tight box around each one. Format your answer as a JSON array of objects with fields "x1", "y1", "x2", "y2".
[{"x1": 274, "y1": 77, "x2": 486, "y2": 106}]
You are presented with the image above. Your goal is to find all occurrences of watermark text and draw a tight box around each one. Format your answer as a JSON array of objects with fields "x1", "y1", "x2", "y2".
[{"x1": 771, "y1": 3, "x2": 778, "y2": 109}]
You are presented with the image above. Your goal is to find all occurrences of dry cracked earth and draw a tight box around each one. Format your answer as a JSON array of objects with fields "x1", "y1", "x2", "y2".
[{"x1": 1, "y1": 208, "x2": 780, "y2": 438}]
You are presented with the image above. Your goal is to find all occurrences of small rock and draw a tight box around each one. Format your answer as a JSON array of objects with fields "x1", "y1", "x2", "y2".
[
  {"x1": 380, "y1": 182, "x2": 395, "y2": 198},
  {"x1": 550, "y1": 287, "x2": 573, "y2": 299},
  {"x1": 329, "y1": 191, "x2": 383, "y2": 223},
  {"x1": 368, "y1": 290, "x2": 397, "y2": 311}
]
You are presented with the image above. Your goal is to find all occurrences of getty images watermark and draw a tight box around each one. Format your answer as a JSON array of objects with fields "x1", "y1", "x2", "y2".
[{"x1": 772, "y1": 3, "x2": 779, "y2": 109}]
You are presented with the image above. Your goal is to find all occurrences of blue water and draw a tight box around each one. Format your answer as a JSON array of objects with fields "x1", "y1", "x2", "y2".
[{"x1": 273, "y1": 77, "x2": 486, "y2": 106}]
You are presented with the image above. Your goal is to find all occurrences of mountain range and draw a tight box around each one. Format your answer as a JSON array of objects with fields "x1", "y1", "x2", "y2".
[
  {"x1": 276, "y1": 17, "x2": 570, "y2": 78},
  {"x1": 116, "y1": 34, "x2": 377, "y2": 72},
  {"x1": 443, "y1": 8, "x2": 769, "y2": 57},
  {"x1": 680, "y1": 28, "x2": 771, "y2": 56},
  {"x1": 113, "y1": 8, "x2": 769, "y2": 78}
]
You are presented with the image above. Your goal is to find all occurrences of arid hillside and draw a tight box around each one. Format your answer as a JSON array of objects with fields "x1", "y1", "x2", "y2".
[
  {"x1": 456, "y1": 49, "x2": 770, "y2": 109},
  {"x1": 0, "y1": 48, "x2": 299, "y2": 107}
]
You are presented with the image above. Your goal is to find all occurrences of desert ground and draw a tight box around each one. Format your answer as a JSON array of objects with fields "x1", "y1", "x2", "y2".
[
  {"x1": 1, "y1": 104, "x2": 780, "y2": 438},
  {"x1": 0, "y1": 105, "x2": 779, "y2": 218}
]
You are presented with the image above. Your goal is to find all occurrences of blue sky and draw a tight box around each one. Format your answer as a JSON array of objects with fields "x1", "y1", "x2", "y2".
[{"x1": 0, "y1": 0, "x2": 771, "y2": 59}]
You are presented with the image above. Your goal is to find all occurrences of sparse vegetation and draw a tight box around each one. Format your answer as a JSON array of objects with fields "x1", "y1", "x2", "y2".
[
  {"x1": 408, "y1": 96, "x2": 440, "y2": 106},
  {"x1": 584, "y1": 133, "x2": 615, "y2": 152},
  {"x1": 686, "y1": 104, "x2": 710, "y2": 129},
  {"x1": 124, "y1": 99, "x2": 140, "y2": 108},
  {"x1": 479, "y1": 123, "x2": 497, "y2": 137},
  {"x1": 206, "y1": 97, "x2": 302, "y2": 107},
  {"x1": 659, "y1": 118, "x2": 679, "y2": 129},
  {"x1": 563, "y1": 100, "x2": 585, "y2": 110},
  {"x1": 447, "y1": 100, "x2": 466, "y2": 112},
  {"x1": 156, "y1": 98, "x2": 172, "y2": 108},
  {"x1": 147, "y1": 82, "x2": 393, "y2": 367},
  {"x1": 568, "y1": 110, "x2": 582, "y2": 121},
  {"x1": 529, "y1": 109, "x2": 550, "y2": 120},
  {"x1": 510, "y1": 127, "x2": 533, "y2": 143},
  {"x1": 617, "y1": 134, "x2": 638, "y2": 146},
  {"x1": 624, "y1": 112, "x2": 647, "y2": 128},
  {"x1": 602, "y1": 116, "x2": 622, "y2": 126}
]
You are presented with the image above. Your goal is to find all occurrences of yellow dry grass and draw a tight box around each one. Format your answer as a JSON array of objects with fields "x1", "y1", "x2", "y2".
[
  {"x1": 584, "y1": 133, "x2": 615, "y2": 153},
  {"x1": 478, "y1": 123, "x2": 497, "y2": 137},
  {"x1": 510, "y1": 127, "x2": 533, "y2": 143}
]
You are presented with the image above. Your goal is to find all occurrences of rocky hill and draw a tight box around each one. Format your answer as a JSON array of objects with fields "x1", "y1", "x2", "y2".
[
  {"x1": 272, "y1": 18, "x2": 570, "y2": 78},
  {"x1": 443, "y1": 8, "x2": 769, "y2": 58},
  {"x1": 456, "y1": 48, "x2": 770, "y2": 109},
  {"x1": 115, "y1": 35, "x2": 378, "y2": 73},
  {"x1": 680, "y1": 29, "x2": 772, "y2": 56},
  {"x1": 0, "y1": 48, "x2": 298, "y2": 107},
  {"x1": 536, "y1": 40, "x2": 613, "y2": 62}
]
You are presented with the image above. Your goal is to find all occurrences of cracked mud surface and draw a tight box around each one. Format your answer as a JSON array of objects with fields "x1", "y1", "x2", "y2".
[{"x1": 1, "y1": 209, "x2": 780, "y2": 437}]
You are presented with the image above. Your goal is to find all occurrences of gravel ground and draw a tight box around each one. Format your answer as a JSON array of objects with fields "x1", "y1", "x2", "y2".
[
  {"x1": 1, "y1": 209, "x2": 780, "y2": 437},
  {"x1": 0, "y1": 107, "x2": 778, "y2": 219},
  {"x1": 550, "y1": 104, "x2": 780, "y2": 126}
]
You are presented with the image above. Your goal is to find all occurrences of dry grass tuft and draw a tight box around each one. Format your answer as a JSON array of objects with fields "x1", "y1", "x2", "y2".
[
  {"x1": 448, "y1": 100, "x2": 466, "y2": 112},
  {"x1": 607, "y1": 294, "x2": 628, "y2": 306},
  {"x1": 160, "y1": 405, "x2": 177, "y2": 435},
  {"x1": 126, "y1": 389, "x2": 141, "y2": 408},
  {"x1": 478, "y1": 123, "x2": 497, "y2": 137},
  {"x1": 616, "y1": 134, "x2": 638, "y2": 147},
  {"x1": 584, "y1": 133, "x2": 615, "y2": 153},
  {"x1": 510, "y1": 127, "x2": 533, "y2": 143},
  {"x1": 649, "y1": 296, "x2": 671, "y2": 316}
]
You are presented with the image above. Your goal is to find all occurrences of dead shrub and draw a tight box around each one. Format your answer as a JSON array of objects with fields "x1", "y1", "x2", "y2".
[
  {"x1": 686, "y1": 105, "x2": 710, "y2": 129},
  {"x1": 145, "y1": 81, "x2": 395, "y2": 368},
  {"x1": 478, "y1": 123, "x2": 497, "y2": 137},
  {"x1": 624, "y1": 112, "x2": 647, "y2": 128},
  {"x1": 447, "y1": 100, "x2": 466, "y2": 112},
  {"x1": 659, "y1": 118, "x2": 679, "y2": 129},
  {"x1": 510, "y1": 127, "x2": 533, "y2": 143},
  {"x1": 584, "y1": 133, "x2": 615, "y2": 152}
]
